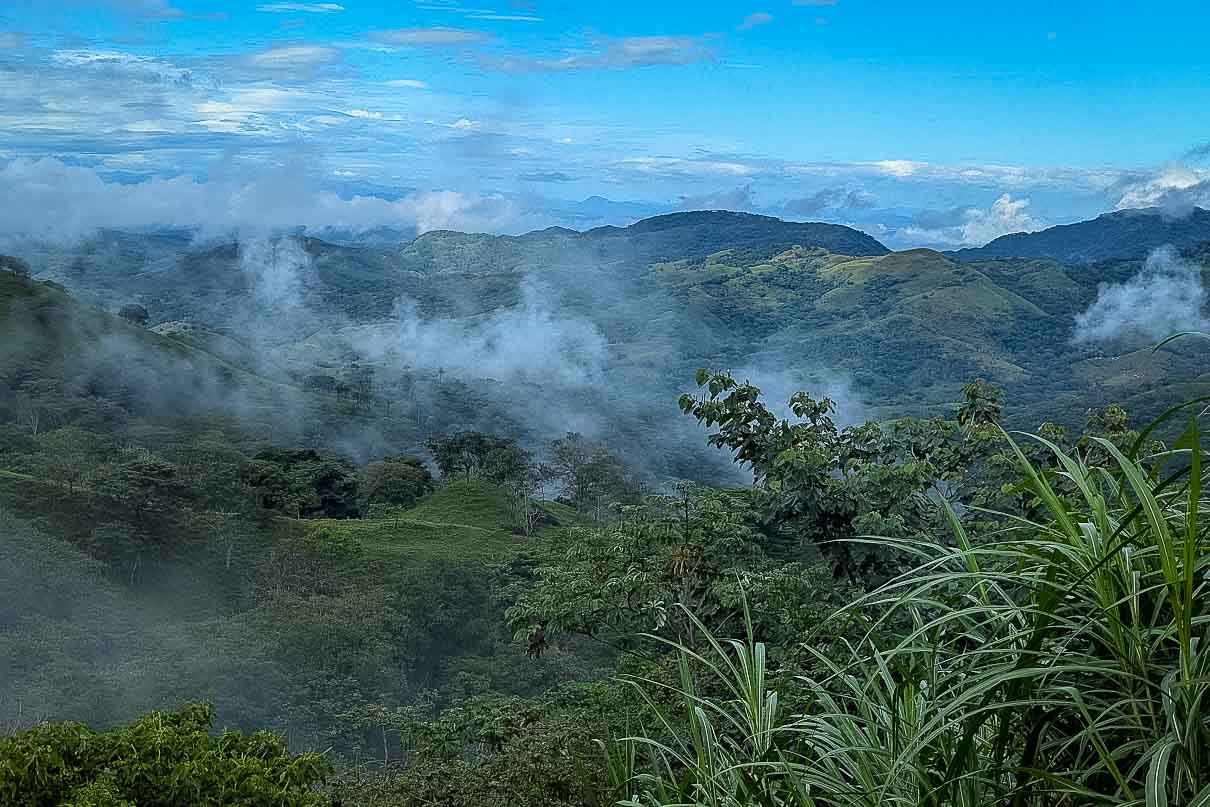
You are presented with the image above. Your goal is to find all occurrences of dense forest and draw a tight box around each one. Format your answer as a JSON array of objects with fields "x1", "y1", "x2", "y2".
[{"x1": 0, "y1": 210, "x2": 1208, "y2": 806}]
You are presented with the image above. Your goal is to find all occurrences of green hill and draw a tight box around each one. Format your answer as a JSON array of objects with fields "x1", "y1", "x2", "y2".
[
  {"x1": 952, "y1": 206, "x2": 1210, "y2": 263},
  {"x1": 10, "y1": 207, "x2": 1210, "y2": 449}
]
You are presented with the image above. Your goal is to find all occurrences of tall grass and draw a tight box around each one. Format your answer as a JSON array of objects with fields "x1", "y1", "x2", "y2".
[{"x1": 612, "y1": 421, "x2": 1210, "y2": 806}]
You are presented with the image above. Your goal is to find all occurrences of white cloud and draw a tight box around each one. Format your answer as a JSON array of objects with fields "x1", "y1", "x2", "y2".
[
  {"x1": 867, "y1": 159, "x2": 928, "y2": 178},
  {"x1": 107, "y1": 0, "x2": 186, "y2": 19},
  {"x1": 0, "y1": 158, "x2": 545, "y2": 244},
  {"x1": 385, "y1": 79, "x2": 429, "y2": 89},
  {"x1": 1114, "y1": 165, "x2": 1210, "y2": 210},
  {"x1": 959, "y1": 194, "x2": 1041, "y2": 245},
  {"x1": 900, "y1": 194, "x2": 1043, "y2": 247},
  {"x1": 1073, "y1": 247, "x2": 1210, "y2": 344}
]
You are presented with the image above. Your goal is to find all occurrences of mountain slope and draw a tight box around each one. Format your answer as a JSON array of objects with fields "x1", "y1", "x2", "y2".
[
  {"x1": 952, "y1": 207, "x2": 1210, "y2": 263},
  {"x1": 0, "y1": 268, "x2": 309, "y2": 440},
  {"x1": 8, "y1": 205, "x2": 1209, "y2": 448}
]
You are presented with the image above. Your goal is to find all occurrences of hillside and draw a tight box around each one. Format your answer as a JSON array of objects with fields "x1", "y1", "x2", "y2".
[
  {"x1": 7, "y1": 205, "x2": 1210, "y2": 459},
  {"x1": 952, "y1": 206, "x2": 1210, "y2": 263},
  {"x1": 0, "y1": 269, "x2": 300, "y2": 433}
]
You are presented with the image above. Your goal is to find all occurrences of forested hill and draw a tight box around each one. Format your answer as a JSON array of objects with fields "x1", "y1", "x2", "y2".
[
  {"x1": 9, "y1": 207, "x2": 1210, "y2": 459},
  {"x1": 951, "y1": 206, "x2": 1210, "y2": 263},
  {"x1": 2, "y1": 209, "x2": 1210, "y2": 807},
  {"x1": 392, "y1": 210, "x2": 891, "y2": 277}
]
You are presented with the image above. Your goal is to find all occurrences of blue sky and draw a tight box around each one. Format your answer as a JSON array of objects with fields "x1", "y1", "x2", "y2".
[{"x1": 2, "y1": 0, "x2": 1209, "y2": 246}]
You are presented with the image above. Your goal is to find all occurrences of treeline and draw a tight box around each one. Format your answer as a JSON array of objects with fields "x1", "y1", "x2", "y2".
[
  {"x1": 425, "y1": 430, "x2": 637, "y2": 531},
  {"x1": 2, "y1": 361, "x2": 1204, "y2": 806}
]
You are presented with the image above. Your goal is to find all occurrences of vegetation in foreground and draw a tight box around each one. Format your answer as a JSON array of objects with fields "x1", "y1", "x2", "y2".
[
  {"x1": 5, "y1": 357, "x2": 1204, "y2": 806},
  {"x1": 1, "y1": 242, "x2": 1207, "y2": 805}
]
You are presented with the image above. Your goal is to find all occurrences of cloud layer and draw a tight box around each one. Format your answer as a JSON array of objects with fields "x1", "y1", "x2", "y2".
[
  {"x1": 0, "y1": 158, "x2": 544, "y2": 243},
  {"x1": 1073, "y1": 247, "x2": 1210, "y2": 344}
]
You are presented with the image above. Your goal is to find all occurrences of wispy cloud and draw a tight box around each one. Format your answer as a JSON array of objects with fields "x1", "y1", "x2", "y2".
[
  {"x1": 1073, "y1": 247, "x2": 1210, "y2": 344},
  {"x1": 247, "y1": 44, "x2": 341, "y2": 66},
  {"x1": 0, "y1": 157, "x2": 548, "y2": 242},
  {"x1": 520, "y1": 170, "x2": 575, "y2": 182},
  {"x1": 257, "y1": 3, "x2": 345, "y2": 12},
  {"x1": 489, "y1": 35, "x2": 714, "y2": 72},
  {"x1": 371, "y1": 27, "x2": 492, "y2": 46},
  {"x1": 468, "y1": 13, "x2": 542, "y2": 22},
  {"x1": 0, "y1": 32, "x2": 30, "y2": 49},
  {"x1": 618, "y1": 156, "x2": 758, "y2": 177},
  {"x1": 107, "y1": 0, "x2": 186, "y2": 19},
  {"x1": 738, "y1": 12, "x2": 773, "y2": 31},
  {"x1": 384, "y1": 79, "x2": 429, "y2": 89}
]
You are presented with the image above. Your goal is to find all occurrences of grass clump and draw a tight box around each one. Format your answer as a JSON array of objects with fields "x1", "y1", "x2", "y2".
[{"x1": 613, "y1": 419, "x2": 1210, "y2": 806}]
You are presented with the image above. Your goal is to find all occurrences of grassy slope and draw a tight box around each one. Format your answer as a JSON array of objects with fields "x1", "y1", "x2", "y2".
[
  {"x1": 0, "y1": 271, "x2": 301, "y2": 403},
  {"x1": 653, "y1": 246, "x2": 1209, "y2": 425},
  {"x1": 310, "y1": 480, "x2": 579, "y2": 566}
]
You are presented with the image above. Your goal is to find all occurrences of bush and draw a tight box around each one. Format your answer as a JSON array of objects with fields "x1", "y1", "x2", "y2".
[
  {"x1": 0, "y1": 255, "x2": 31, "y2": 277},
  {"x1": 614, "y1": 426, "x2": 1210, "y2": 806},
  {"x1": 0, "y1": 703, "x2": 334, "y2": 806}
]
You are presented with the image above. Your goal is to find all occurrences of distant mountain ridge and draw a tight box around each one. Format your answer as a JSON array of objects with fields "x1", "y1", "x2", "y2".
[
  {"x1": 953, "y1": 207, "x2": 1210, "y2": 263},
  {"x1": 589, "y1": 210, "x2": 890, "y2": 256},
  {"x1": 5, "y1": 203, "x2": 1210, "y2": 449},
  {"x1": 399, "y1": 210, "x2": 889, "y2": 274}
]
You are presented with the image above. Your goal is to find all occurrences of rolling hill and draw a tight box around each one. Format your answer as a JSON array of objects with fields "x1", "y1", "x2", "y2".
[
  {"x1": 952, "y1": 206, "x2": 1210, "y2": 263},
  {"x1": 6, "y1": 206, "x2": 1210, "y2": 466}
]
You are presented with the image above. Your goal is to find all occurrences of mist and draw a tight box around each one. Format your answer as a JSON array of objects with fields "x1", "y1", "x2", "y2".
[
  {"x1": 0, "y1": 157, "x2": 546, "y2": 247},
  {"x1": 1072, "y1": 246, "x2": 1210, "y2": 344},
  {"x1": 359, "y1": 278, "x2": 609, "y2": 390}
]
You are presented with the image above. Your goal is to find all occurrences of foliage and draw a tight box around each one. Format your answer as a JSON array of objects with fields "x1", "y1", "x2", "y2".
[
  {"x1": 548, "y1": 432, "x2": 637, "y2": 518},
  {"x1": 332, "y1": 685, "x2": 629, "y2": 807},
  {"x1": 679, "y1": 370, "x2": 983, "y2": 579},
  {"x1": 611, "y1": 418, "x2": 1210, "y2": 806},
  {"x1": 359, "y1": 455, "x2": 434, "y2": 510},
  {"x1": 245, "y1": 448, "x2": 360, "y2": 519},
  {"x1": 426, "y1": 431, "x2": 517, "y2": 482},
  {"x1": 957, "y1": 377, "x2": 1003, "y2": 428},
  {"x1": 0, "y1": 255, "x2": 31, "y2": 277},
  {"x1": 0, "y1": 703, "x2": 333, "y2": 806},
  {"x1": 117, "y1": 303, "x2": 149, "y2": 327}
]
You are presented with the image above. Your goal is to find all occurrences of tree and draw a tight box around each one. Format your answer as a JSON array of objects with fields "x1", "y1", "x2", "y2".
[
  {"x1": 245, "y1": 448, "x2": 361, "y2": 519},
  {"x1": 359, "y1": 455, "x2": 434, "y2": 510},
  {"x1": 547, "y1": 432, "x2": 633, "y2": 518},
  {"x1": 679, "y1": 369, "x2": 971, "y2": 581},
  {"x1": 32, "y1": 426, "x2": 108, "y2": 494},
  {"x1": 0, "y1": 703, "x2": 332, "y2": 806},
  {"x1": 957, "y1": 377, "x2": 1003, "y2": 429},
  {"x1": 506, "y1": 487, "x2": 851, "y2": 656},
  {"x1": 0, "y1": 255, "x2": 31, "y2": 277},
  {"x1": 426, "y1": 431, "x2": 515, "y2": 482},
  {"x1": 117, "y1": 303, "x2": 149, "y2": 327}
]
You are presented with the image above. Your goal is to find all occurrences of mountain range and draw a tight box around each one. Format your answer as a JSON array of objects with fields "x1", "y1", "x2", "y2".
[
  {"x1": 4, "y1": 206, "x2": 1209, "y2": 478},
  {"x1": 953, "y1": 206, "x2": 1210, "y2": 263}
]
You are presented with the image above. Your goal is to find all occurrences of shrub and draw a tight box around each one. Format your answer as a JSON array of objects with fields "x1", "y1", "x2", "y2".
[{"x1": 0, "y1": 703, "x2": 334, "y2": 806}]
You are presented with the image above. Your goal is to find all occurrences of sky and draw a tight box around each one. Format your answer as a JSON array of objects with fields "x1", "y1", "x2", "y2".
[{"x1": 3, "y1": 0, "x2": 1210, "y2": 247}]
